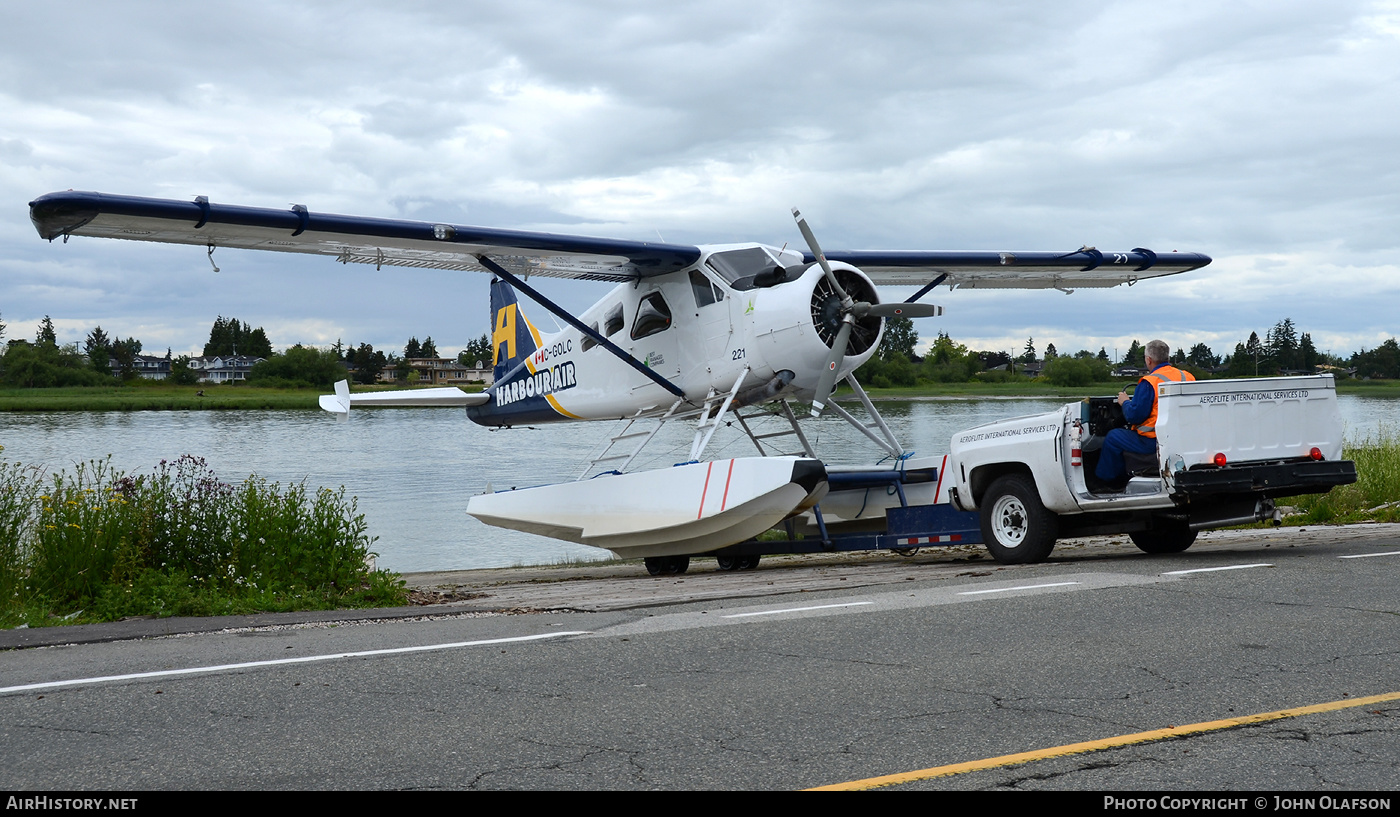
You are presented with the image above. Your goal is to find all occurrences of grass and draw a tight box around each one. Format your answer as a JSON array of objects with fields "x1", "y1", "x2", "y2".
[
  {"x1": 0, "y1": 381, "x2": 487, "y2": 412},
  {"x1": 856, "y1": 377, "x2": 1400, "y2": 401},
  {"x1": 1283, "y1": 427, "x2": 1400, "y2": 524},
  {"x1": 0, "y1": 453, "x2": 406, "y2": 628},
  {"x1": 0, "y1": 383, "x2": 322, "y2": 412},
  {"x1": 1334, "y1": 379, "x2": 1400, "y2": 398},
  {"x1": 0, "y1": 377, "x2": 1389, "y2": 411},
  {"x1": 852, "y1": 381, "x2": 1124, "y2": 400}
]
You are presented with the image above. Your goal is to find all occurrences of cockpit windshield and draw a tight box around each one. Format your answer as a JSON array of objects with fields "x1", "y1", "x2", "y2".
[{"x1": 706, "y1": 247, "x2": 801, "y2": 291}]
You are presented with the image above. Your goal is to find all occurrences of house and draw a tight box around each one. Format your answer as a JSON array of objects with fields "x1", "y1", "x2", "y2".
[
  {"x1": 187, "y1": 354, "x2": 265, "y2": 383},
  {"x1": 105, "y1": 353, "x2": 172, "y2": 380},
  {"x1": 387, "y1": 357, "x2": 494, "y2": 386},
  {"x1": 130, "y1": 354, "x2": 171, "y2": 380}
]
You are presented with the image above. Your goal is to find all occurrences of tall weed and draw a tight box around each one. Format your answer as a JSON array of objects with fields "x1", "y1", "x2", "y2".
[
  {"x1": 1288, "y1": 427, "x2": 1400, "y2": 523},
  {"x1": 0, "y1": 455, "x2": 404, "y2": 626},
  {"x1": 0, "y1": 457, "x2": 41, "y2": 608}
]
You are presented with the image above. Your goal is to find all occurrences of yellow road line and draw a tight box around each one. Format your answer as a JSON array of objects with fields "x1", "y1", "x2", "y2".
[{"x1": 808, "y1": 690, "x2": 1400, "y2": 791}]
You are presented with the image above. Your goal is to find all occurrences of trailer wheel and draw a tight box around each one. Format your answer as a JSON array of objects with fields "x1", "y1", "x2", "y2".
[
  {"x1": 644, "y1": 556, "x2": 691, "y2": 575},
  {"x1": 980, "y1": 475, "x2": 1058, "y2": 564},
  {"x1": 1129, "y1": 524, "x2": 1197, "y2": 554},
  {"x1": 737, "y1": 555, "x2": 760, "y2": 570},
  {"x1": 715, "y1": 556, "x2": 738, "y2": 571}
]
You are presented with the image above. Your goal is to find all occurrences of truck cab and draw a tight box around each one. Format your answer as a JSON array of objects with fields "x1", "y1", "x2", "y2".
[{"x1": 946, "y1": 375, "x2": 1357, "y2": 563}]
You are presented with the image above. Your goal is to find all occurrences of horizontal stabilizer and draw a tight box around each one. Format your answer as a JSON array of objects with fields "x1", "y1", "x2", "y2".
[{"x1": 318, "y1": 380, "x2": 490, "y2": 414}]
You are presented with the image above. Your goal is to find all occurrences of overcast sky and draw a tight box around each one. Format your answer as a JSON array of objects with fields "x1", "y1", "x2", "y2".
[{"x1": 3, "y1": 1, "x2": 1397, "y2": 361}]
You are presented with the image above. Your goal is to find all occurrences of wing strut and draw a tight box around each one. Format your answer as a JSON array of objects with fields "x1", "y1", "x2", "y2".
[
  {"x1": 903, "y1": 273, "x2": 948, "y2": 304},
  {"x1": 474, "y1": 254, "x2": 687, "y2": 399}
]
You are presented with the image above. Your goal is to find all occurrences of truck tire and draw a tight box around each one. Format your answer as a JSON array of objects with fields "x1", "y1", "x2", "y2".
[
  {"x1": 979, "y1": 475, "x2": 1058, "y2": 564},
  {"x1": 1129, "y1": 524, "x2": 1197, "y2": 554}
]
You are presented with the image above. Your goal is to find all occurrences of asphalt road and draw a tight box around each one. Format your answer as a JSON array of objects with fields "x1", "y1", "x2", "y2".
[{"x1": 2, "y1": 525, "x2": 1398, "y2": 791}]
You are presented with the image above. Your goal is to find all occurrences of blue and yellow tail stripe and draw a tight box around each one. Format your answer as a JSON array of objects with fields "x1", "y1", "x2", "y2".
[{"x1": 484, "y1": 277, "x2": 577, "y2": 422}]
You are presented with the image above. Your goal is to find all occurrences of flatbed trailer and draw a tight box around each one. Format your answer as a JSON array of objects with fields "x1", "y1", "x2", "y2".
[{"x1": 651, "y1": 464, "x2": 984, "y2": 574}]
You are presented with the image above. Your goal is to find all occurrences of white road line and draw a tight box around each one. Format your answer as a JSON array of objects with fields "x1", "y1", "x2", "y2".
[
  {"x1": 722, "y1": 602, "x2": 873, "y2": 619},
  {"x1": 0, "y1": 631, "x2": 588, "y2": 696},
  {"x1": 1163, "y1": 564, "x2": 1272, "y2": 576},
  {"x1": 1339, "y1": 551, "x2": 1400, "y2": 559},
  {"x1": 956, "y1": 581, "x2": 1080, "y2": 596}
]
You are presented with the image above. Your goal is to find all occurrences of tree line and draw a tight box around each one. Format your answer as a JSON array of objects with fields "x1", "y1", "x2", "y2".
[
  {"x1": 0, "y1": 313, "x2": 492, "y2": 390},
  {"x1": 5, "y1": 307, "x2": 1391, "y2": 391},
  {"x1": 0, "y1": 314, "x2": 279, "y2": 388},
  {"x1": 859, "y1": 317, "x2": 1400, "y2": 387}
]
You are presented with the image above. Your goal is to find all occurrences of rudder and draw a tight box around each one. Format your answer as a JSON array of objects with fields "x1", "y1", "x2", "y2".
[{"x1": 490, "y1": 277, "x2": 542, "y2": 382}]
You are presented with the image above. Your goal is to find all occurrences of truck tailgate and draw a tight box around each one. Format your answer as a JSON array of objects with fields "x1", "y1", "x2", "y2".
[{"x1": 1155, "y1": 375, "x2": 1345, "y2": 468}]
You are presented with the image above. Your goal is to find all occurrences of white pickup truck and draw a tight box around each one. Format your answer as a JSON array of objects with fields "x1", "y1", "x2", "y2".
[{"x1": 945, "y1": 375, "x2": 1357, "y2": 563}]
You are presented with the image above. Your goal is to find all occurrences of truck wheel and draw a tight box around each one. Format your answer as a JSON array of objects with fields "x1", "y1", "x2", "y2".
[
  {"x1": 980, "y1": 475, "x2": 1058, "y2": 564},
  {"x1": 1129, "y1": 524, "x2": 1197, "y2": 554}
]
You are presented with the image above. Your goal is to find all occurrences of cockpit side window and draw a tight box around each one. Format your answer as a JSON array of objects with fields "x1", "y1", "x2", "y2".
[
  {"x1": 603, "y1": 304, "x2": 624, "y2": 338},
  {"x1": 630, "y1": 293, "x2": 672, "y2": 341},
  {"x1": 689, "y1": 269, "x2": 723, "y2": 308}
]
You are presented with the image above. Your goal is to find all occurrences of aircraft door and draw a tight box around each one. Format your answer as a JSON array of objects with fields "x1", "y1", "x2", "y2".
[
  {"x1": 628, "y1": 287, "x2": 682, "y2": 389},
  {"x1": 680, "y1": 269, "x2": 735, "y2": 390}
]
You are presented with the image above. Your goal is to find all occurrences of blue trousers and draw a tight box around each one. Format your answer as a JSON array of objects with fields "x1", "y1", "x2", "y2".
[{"x1": 1096, "y1": 428, "x2": 1157, "y2": 483}]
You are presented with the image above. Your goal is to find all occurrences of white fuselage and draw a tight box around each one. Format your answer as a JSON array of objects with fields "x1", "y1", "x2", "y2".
[{"x1": 475, "y1": 244, "x2": 885, "y2": 424}]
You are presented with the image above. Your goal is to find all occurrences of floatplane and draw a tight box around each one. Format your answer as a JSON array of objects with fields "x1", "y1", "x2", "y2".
[{"x1": 30, "y1": 191, "x2": 1211, "y2": 573}]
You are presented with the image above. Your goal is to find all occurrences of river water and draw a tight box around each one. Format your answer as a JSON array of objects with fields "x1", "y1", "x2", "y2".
[{"x1": 2, "y1": 396, "x2": 1394, "y2": 572}]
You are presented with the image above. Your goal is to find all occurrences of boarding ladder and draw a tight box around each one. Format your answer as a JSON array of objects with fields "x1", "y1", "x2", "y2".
[
  {"x1": 577, "y1": 398, "x2": 688, "y2": 480},
  {"x1": 825, "y1": 373, "x2": 905, "y2": 459},
  {"x1": 687, "y1": 367, "x2": 749, "y2": 462}
]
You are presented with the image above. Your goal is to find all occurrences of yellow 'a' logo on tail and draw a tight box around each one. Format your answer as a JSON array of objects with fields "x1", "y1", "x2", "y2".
[{"x1": 492, "y1": 303, "x2": 517, "y2": 365}]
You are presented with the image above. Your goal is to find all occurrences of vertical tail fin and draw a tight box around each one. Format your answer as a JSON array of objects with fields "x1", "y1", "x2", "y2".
[{"x1": 490, "y1": 277, "x2": 541, "y2": 382}]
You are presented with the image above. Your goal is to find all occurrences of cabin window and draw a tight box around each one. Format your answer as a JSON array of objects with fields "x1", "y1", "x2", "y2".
[
  {"x1": 690, "y1": 269, "x2": 723, "y2": 308},
  {"x1": 603, "y1": 304, "x2": 624, "y2": 338},
  {"x1": 582, "y1": 321, "x2": 599, "y2": 351},
  {"x1": 630, "y1": 293, "x2": 672, "y2": 340}
]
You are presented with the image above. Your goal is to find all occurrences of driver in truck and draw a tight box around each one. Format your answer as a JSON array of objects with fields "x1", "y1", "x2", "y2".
[{"x1": 1095, "y1": 339, "x2": 1196, "y2": 490}]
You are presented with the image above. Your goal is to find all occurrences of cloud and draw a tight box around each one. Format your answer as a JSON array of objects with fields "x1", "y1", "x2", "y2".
[{"x1": 1, "y1": 0, "x2": 1396, "y2": 358}]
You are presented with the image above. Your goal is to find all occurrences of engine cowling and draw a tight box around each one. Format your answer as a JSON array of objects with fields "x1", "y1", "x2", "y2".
[{"x1": 809, "y1": 264, "x2": 882, "y2": 358}]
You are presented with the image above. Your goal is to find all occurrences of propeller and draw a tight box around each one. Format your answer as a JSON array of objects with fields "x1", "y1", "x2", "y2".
[{"x1": 793, "y1": 208, "x2": 942, "y2": 417}]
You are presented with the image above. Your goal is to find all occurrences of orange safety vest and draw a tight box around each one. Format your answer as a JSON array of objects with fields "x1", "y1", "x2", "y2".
[{"x1": 1132, "y1": 364, "x2": 1195, "y2": 438}]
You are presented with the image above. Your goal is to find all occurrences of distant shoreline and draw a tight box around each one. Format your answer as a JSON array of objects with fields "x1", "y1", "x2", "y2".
[
  {"x1": 0, "y1": 378, "x2": 1394, "y2": 412},
  {"x1": 0, "y1": 383, "x2": 486, "y2": 412}
]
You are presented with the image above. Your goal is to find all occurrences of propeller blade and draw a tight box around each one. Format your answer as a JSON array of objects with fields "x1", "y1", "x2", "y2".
[
  {"x1": 853, "y1": 302, "x2": 944, "y2": 319},
  {"x1": 810, "y1": 318, "x2": 854, "y2": 417},
  {"x1": 792, "y1": 207, "x2": 851, "y2": 305}
]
